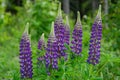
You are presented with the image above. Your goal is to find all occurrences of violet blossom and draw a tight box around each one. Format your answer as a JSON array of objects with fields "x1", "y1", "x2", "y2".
[
  {"x1": 87, "y1": 5, "x2": 102, "y2": 65},
  {"x1": 45, "y1": 22, "x2": 58, "y2": 75},
  {"x1": 19, "y1": 23, "x2": 33, "y2": 78},
  {"x1": 71, "y1": 11, "x2": 82, "y2": 55}
]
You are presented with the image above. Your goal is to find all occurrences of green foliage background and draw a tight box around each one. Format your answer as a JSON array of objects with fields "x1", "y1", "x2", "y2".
[{"x1": 0, "y1": 0, "x2": 120, "y2": 80}]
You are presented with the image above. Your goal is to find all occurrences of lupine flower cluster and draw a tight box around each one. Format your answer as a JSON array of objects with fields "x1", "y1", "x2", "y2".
[
  {"x1": 54, "y1": 3, "x2": 66, "y2": 57},
  {"x1": 45, "y1": 22, "x2": 58, "y2": 75},
  {"x1": 38, "y1": 33, "x2": 45, "y2": 50},
  {"x1": 37, "y1": 33, "x2": 45, "y2": 62},
  {"x1": 19, "y1": 23, "x2": 33, "y2": 78},
  {"x1": 64, "y1": 16, "x2": 70, "y2": 45},
  {"x1": 19, "y1": 3, "x2": 102, "y2": 78},
  {"x1": 71, "y1": 11, "x2": 82, "y2": 55},
  {"x1": 87, "y1": 5, "x2": 102, "y2": 65}
]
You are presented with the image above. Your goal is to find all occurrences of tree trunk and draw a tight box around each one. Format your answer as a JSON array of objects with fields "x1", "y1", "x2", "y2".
[
  {"x1": 63, "y1": 0, "x2": 70, "y2": 14},
  {"x1": 92, "y1": 0, "x2": 96, "y2": 17},
  {"x1": 104, "y1": 0, "x2": 108, "y2": 28},
  {"x1": 92, "y1": 0, "x2": 96, "y2": 13}
]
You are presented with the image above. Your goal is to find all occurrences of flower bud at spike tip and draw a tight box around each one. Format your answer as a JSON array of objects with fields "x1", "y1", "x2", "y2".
[
  {"x1": 57, "y1": 2, "x2": 62, "y2": 17},
  {"x1": 76, "y1": 11, "x2": 81, "y2": 25},
  {"x1": 23, "y1": 22, "x2": 29, "y2": 35},
  {"x1": 50, "y1": 22, "x2": 55, "y2": 38},
  {"x1": 66, "y1": 16, "x2": 70, "y2": 28},
  {"x1": 96, "y1": 5, "x2": 101, "y2": 20},
  {"x1": 40, "y1": 33, "x2": 44, "y2": 42}
]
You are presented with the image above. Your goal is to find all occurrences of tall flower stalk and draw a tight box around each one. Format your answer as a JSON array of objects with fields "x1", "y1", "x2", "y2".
[
  {"x1": 37, "y1": 33, "x2": 45, "y2": 63},
  {"x1": 54, "y1": 3, "x2": 66, "y2": 57},
  {"x1": 45, "y1": 22, "x2": 58, "y2": 75},
  {"x1": 64, "y1": 16, "x2": 70, "y2": 45},
  {"x1": 38, "y1": 33, "x2": 45, "y2": 50},
  {"x1": 19, "y1": 23, "x2": 33, "y2": 79},
  {"x1": 87, "y1": 5, "x2": 102, "y2": 65},
  {"x1": 71, "y1": 11, "x2": 82, "y2": 55}
]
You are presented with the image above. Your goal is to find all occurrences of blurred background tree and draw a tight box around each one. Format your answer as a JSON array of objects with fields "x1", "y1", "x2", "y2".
[{"x1": 3, "y1": 0, "x2": 120, "y2": 53}]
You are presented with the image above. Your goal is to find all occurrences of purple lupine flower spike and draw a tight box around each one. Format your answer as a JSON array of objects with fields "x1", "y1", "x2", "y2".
[
  {"x1": 71, "y1": 11, "x2": 82, "y2": 55},
  {"x1": 19, "y1": 23, "x2": 33, "y2": 78},
  {"x1": 87, "y1": 5, "x2": 102, "y2": 65},
  {"x1": 54, "y1": 2, "x2": 66, "y2": 57},
  {"x1": 38, "y1": 33, "x2": 45, "y2": 50},
  {"x1": 64, "y1": 16, "x2": 70, "y2": 45},
  {"x1": 37, "y1": 33, "x2": 45, "y2": 61},
  {"x1": 45, "y1": 22, "x2": 58, "y2": 75}
]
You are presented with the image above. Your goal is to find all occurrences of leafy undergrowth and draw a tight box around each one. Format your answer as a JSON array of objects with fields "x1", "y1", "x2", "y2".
[
  {"x1": 1, "y1": 36, "x2": 120, "y2": 80},
  {"x1": 0, "y1": 19, "x2": 120, "y2": 80}
]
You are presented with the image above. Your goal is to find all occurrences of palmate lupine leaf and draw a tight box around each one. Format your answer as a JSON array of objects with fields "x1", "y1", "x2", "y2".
[
  {"x1": 19, "y1": 23, "x2": 33, "y2": 79},
  {"x1": 54, "y1": 2, "x2": 66, "y2": 58},
  {"x1": 45, "y1": 22, "x2": 59, "y2": 75},
  {"x1": 87, "y1": 5, "x2": 102, "y2": 65},
  {"x1": 71, "y1": 11, "x2": 82, "y2": 55}
]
